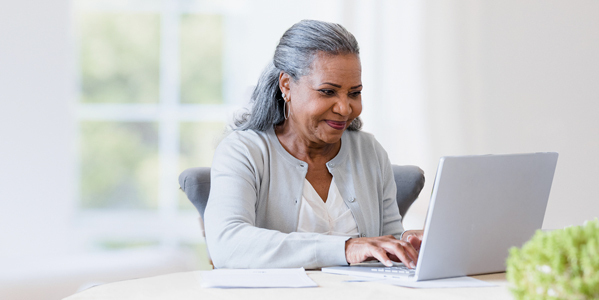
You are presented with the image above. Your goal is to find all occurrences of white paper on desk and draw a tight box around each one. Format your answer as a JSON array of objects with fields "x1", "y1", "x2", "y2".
[
  {"x1": 380, "y1": 276, "x2": 496, "y2": 289},
  {"x1": 199, "y1": 268, "x2": 318, "y2": 288}
]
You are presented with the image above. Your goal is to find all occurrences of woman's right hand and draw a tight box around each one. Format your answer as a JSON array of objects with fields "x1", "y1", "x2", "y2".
[{"x1": 345, "y1": 235, "x2": 419, "y2": 268}]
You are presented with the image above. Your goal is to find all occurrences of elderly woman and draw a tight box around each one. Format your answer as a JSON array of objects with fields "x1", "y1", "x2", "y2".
[{"x1": 204, "y1": 20, "x2": 423, "y2": 269}]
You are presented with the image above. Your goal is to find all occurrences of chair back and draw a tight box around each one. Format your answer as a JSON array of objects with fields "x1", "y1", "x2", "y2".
[{"x1": 179, "y1": 165, "x2": 424, "y2": 220}]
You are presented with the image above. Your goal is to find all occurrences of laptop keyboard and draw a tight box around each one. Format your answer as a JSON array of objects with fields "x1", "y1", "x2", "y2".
[{"x1": 371, "y1": 266, "x2": 416, "y2": 275}]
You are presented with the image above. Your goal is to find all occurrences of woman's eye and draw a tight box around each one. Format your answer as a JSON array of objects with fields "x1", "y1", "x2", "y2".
[
  {"x1": 319, "y1": 89, "x2": 335, "y2": 96},
  {"x1": 350, "y1": 91, "x2": 362, "y2": 97}
]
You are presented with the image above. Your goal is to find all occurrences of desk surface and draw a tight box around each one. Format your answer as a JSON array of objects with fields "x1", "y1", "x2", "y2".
[{"x1": 65, "y1": 271, "x2": 514, "y2": 300}]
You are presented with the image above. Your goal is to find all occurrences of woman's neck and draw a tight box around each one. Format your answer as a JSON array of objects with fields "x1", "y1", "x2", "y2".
[{"x1": 274, "y1": 124, "x2": 341, "y2": 164}]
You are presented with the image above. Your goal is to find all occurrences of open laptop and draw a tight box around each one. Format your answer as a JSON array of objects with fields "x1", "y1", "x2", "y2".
[{"x1": 323, "y1": 152, "x2": 559, "y2": 281}]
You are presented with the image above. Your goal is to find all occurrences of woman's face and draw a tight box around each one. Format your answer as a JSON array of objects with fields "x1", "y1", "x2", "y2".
[{"x1": 280, "y1": 52, "x2": 362, "y2": 145}]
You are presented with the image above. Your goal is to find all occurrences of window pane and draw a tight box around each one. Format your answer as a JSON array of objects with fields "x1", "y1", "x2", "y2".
[
  {"x1": 80, "y1": 121, "x2": 159, "y2": 209},
  {"x1": 97, "y1": 239, "x2": 160, "y2": 251},
  {"x1": 79, "y1": 12, "x2": 160, "y2": 103},
  {"x1": 179, "y1": 122, "x2": 226, "y2": 210},
  {"x1": 180, "y1": 14, "x2": 224, "y2": 104}
]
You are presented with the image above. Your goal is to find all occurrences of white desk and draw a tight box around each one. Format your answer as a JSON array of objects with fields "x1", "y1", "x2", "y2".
[{"x1": 64, "y1": 271, "x2": 513, "y2": 300}]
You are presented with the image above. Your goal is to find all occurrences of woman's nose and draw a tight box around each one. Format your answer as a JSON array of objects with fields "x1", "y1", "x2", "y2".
[{"x1": 333, "y1": 96, "x2": 352, "y2": 116}]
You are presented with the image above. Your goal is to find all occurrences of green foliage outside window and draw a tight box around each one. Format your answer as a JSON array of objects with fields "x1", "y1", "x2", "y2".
[
  {"x1": 79, "y1": 13, "x2": 160, "y2": 103},
  {"x1": 80, "y1": 121, "x2": 159, "y2": 209},
  {"x1": 180, "y1": 14, "x2": 224, "y2": 104},
  {"x1": 507, "y1": 219, "x2": 599, "y2": 300},
  {"x1": 98, "y1": 239, "x2": 160, "y2": 250}
]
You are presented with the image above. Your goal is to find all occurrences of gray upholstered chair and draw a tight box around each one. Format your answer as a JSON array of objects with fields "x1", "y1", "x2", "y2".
[{"x1": 179, "y1": 165, "x2": 425, "y2": 235}]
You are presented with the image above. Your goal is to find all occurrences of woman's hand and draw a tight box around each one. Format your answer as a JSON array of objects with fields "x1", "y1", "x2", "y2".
[
  {"x1": 345, "y1": 235, "x2": 420, "y2": 268},
  {"x1": 401, "y1": 229, "x2": 424, "y2": 252}
]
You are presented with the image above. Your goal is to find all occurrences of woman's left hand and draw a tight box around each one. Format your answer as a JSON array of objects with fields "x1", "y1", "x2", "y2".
[{"x1": 401, "y1": 230, "x2": 424, "y2": 251}]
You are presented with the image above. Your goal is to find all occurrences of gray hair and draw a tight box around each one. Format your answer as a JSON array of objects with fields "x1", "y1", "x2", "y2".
[{"x1": 234, "y1": 19, "x2": 362, "y2": 131}]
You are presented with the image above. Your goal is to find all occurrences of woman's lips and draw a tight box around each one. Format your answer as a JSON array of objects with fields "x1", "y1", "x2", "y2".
[{"x1": 325, "y1": 120, "x2": 347, "y2": 130}]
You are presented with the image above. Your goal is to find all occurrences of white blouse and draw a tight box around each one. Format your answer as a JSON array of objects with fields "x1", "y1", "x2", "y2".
[{"x1": 296, "y1": 178, "x2": 360, "y2": 238}]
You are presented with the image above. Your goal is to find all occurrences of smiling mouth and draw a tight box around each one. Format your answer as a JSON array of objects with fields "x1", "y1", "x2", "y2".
[{"x1": 325, "y1": 120, "x2": 347, "y2": 130}]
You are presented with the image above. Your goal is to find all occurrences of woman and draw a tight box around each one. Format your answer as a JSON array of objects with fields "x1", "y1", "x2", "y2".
[{"x1": 204, "y1": 20, "x2": 423, "y2": 269}]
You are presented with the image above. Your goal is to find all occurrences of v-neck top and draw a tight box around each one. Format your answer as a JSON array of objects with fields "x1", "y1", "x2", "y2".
[{"x1": 297, "y1": 179, "x2": 360, "y2": 238}]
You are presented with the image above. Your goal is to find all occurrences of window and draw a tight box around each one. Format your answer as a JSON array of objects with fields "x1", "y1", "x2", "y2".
[{"x1": 74, "y1": 1, "x2": 233, "y2": 265}]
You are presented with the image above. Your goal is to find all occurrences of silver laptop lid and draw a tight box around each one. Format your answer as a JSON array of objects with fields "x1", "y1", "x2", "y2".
[{"x1": 415, "y1": 152, "x2": 558, "y2": 280}]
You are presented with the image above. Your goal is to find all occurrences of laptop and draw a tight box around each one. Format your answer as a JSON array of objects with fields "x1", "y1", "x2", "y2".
[{"x1": 323, "y1": 152, "x2": 559, "y2": 281}]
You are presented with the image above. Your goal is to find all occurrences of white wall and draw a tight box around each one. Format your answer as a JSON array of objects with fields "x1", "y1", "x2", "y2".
[
  {"x1": 412, "y1": 0, "x2": 599, "y2": 229},
  {"x1": 0, "y1": 0, "x2": 79, "y2": 267}
]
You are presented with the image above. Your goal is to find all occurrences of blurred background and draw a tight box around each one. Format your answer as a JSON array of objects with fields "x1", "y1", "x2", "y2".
[{"x1": 1, "y1": 0, "x2": 598, "y2": 299}]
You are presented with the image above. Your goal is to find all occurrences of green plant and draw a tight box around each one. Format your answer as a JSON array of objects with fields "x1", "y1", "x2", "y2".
[{"x1": 506, "y1": 219, "x2": 599, "y2": 300}]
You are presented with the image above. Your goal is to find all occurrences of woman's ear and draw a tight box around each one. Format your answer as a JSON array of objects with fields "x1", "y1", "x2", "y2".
[{"x1": 279, "y1": 72, "x2": 291, "y2": 98}]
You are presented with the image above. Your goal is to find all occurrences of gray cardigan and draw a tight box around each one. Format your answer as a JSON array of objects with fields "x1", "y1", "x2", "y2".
[{"x1": 204, "y1": 127, "x2": 404, "y2": 269}]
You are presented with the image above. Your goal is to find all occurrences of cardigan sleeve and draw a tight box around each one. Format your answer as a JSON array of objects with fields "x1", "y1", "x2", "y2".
[{"x1": 203, "y1": 132, "x2": 350, "y2": 269}]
